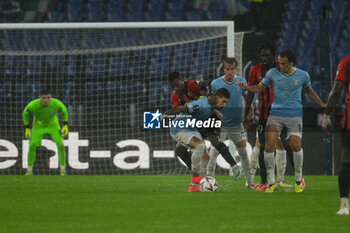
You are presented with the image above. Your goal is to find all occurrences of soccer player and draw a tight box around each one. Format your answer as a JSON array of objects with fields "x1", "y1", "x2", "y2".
[
  {"x1": 164, "y1": 88, "x2": 230, "y2": 192},
  {"x1": 244, "y1": 43, "x2": 293, "y2": 191},
  {"x1": 207, "y1": 57, "x2": 254, "y2": 188},
  {"x1": 23, "y1": 89, "x2": 69, "y2": 176},
  {"x1": 238, "y1": 49, "x2": 325, "y2": 193},
  {"x1": 168, "y1": 71, "x2": 242, "y2": 181},
  {"x1": 322, "y1": 55, "x2": 350, "y2": 215}
]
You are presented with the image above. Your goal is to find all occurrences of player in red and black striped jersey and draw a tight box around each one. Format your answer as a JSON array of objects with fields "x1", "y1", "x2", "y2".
[
  {"x1": 168, "y1": 71, "x2": 240, "y2": 191},
  {"x1": 322, "y1": 56, "x2": 350, "y2": 215},
  {"x1": 244, "y1": 43, "x2": 294, "y2": 190}
]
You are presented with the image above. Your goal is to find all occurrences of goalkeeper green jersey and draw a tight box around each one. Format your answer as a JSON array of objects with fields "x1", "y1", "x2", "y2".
[{"x1": 23, "y1": 98, "x2": 68, "y2": 128}]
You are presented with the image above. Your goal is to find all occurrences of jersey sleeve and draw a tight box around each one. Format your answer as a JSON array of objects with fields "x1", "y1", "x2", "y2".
[
  {"x1": 170, "y1": 92, "x2": 180, "y2": 107},
  {"x1": 186, "y1": 99, "x2": 202, "y2": 113},
  {"x1": 335, "y1": 57, "x2": 350, "y2": 84},
  {"x1": 248, "y1": 66, "x2": 258, "y2": 86},
  {"x1": 210, "y1": 80, "x2": 217, "y2": 94},
  {"x1": 56, "y1": 99, "x2": 68, "y2": 122},
  {"x1": 303, "y1": 72, "x2": 311, "y2": 88},
  {"x1": 261, "y1": 69, "x2": 273, "y2": 86},
  {"x1": 187, "y1": 80, "x2": 201, "y2": 92},
  {"x1": 23, "y1": 103, "x2": 33, "y2": 125}
]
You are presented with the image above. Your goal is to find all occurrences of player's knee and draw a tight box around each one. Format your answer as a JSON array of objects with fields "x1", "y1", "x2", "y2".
[
  {"x1": 202, "y1": 151, "x2": 210, "y2": 161},
  {"x1": 193, "y1": 142, "x2": 205, "y2": 154},
  {"x1": 236, "y1": 140, "x2": 246, "y2": 148}
]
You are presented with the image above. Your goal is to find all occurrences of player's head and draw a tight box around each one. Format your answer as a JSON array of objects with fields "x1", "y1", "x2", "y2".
[
  {"x1": 168, "y1": 71, "x2": 185, "y2": 92},
  {"x1": 223, "y1": 57, "x2": 238, "y2": 80},
  {"x1": 278, "y1": 49, "x2": 297, "y2": 74},
  {"x1": 214, "y1": 88, "x2": 230, "y2": 110},
  {"x1": 39, "y1": 89, "x2": 52, "y2": 107},
  {"x1": 258, "y1": 42, "x2": 276, "y2": 66}
]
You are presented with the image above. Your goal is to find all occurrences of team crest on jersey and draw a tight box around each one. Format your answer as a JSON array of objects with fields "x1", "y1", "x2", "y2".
[
  {"x1": 293, "y1": 79, "x2": 299, "y2": 85},
  {"x1": 193, "y1": 105, "x2": 199, "y2": 111}
]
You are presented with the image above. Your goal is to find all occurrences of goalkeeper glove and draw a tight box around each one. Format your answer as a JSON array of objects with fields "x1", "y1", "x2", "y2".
[
  {"x1": 24, "y1": 125, "x2": 31, "y2": 139},
  {"x1": 322, "y1": 113, "x2": 332, "y2": 132},
  {"x1": 61, "y1": 122, "x2": 69, "y2": 137}
]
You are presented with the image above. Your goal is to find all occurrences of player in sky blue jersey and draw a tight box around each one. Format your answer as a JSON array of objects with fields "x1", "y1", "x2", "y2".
[
  {"x1": 164, "y1": 88, "x2": 230, "y2": 192},
  {"x1": 207, "y1": 57, "x2": 255, "y2": 189},
  {"x1": 238, "y1": 49, "x2": 325, "y2": 193}
]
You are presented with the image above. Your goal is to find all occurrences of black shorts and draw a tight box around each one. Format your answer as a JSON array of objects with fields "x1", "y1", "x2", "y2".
[
  {"x1": 341, "y1": 128, "x2": 350, "y2": 149},
  {"x1": 198, "y1": 126, "x2": 221, "y2": 138}
]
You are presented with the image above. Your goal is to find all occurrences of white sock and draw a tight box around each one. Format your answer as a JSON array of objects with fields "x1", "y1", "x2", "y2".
[
  {"x1": 237, "y1": 147, "x2": 253, "y2": 186},
  {"x1": 250, "y1": 146, "x2": 260, "y2": 180},
  {"x1": 293, "y1": 149, "x2": 303, "y2": 183},
  {"x1": 191, "y1": 143, "x2": 205, "y2": 174},
  {"x1": 276, "y1": 149, "x2": 286, "y2": 183},
  {"x1": 264, "y1": 151, "x2": 275, "y2": 185},
  {"x1": 341, "y1": 197, "x2": 349, "y2": 209},
  {"x1": 206, "y1": 146, "x2": 219, "y2": 176},
  {"x1": 60, "y1": 165, "x2": 66, "y2": 172}
]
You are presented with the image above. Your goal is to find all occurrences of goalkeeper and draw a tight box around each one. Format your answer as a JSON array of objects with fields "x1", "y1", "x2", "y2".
[{"x1": 23, "y1": 89, "x2": 69, "y2": 176}]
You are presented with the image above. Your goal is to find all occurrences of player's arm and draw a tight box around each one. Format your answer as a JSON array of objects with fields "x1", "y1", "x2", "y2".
[
  {"x1": 324, "y1": 81, "x2": 345, "y2": 114},
  {"x1": 237, "y1": 81, "x2": 267, "y2": 93},
  {"x1": 23, "y1": 104, "x2": 32, "y2": 139},
  {"x1": 213, "y1": 109, "x2": 223, "y2": 122},
  {"x1": 243, "y1": 69, "x2": 257, "y2": 126},
  {"x1": 163, "y1": 104, "x2": 188, "y2": 116},
  {"x1": 322, "y1": 80, "x2": 345, "y2": 132},
  {"x1": 57, "y1": 100, "x2": 69, "y2": 137},
  {"x1": 170, "y1": 92, "x2": 181, "y2": 107},
  {"x1": 304, "y1": 86, "x2": 326, "y2": 107}
]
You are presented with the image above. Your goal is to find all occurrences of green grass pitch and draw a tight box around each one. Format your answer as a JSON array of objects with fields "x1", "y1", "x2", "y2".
[{"x1": 0, "y1": 175, "x2": 349, "y2": 233}]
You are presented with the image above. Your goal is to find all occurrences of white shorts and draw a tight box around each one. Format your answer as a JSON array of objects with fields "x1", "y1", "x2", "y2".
[
  {"x1": 266, "y1": 115, "x2": 303, "y2": 139},
  {"x1": 171, "y1": 130, "x2": 204, "y2": 149},
  {"x1": 219, "y1": 123, "x2": 247, "y2": 144}
]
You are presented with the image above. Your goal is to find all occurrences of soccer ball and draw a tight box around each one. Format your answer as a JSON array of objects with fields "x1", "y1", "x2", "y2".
[{"x1": 199, "y1": 176, "x2": 218, "y2": 192}]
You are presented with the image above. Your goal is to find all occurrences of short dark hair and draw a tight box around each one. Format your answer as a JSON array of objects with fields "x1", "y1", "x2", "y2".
[
  {"x1": 40, "y1": 88, "x2": 51, "y2": 96},
  {"x1": 223, "y1": 57, "x2": 238, "y2": 67},
  {"x1": 279, "y1": 49, "x2": 297, "y2": 65},
  {"x1": 258, "y1": 42, "x2": 276, "y2": 56},
  {"x1": 215, "y1": 88, "x2": 230, "y2": 99},
  {"x1": 168, "y1": 71, "x2": 183, "y2": 83}
]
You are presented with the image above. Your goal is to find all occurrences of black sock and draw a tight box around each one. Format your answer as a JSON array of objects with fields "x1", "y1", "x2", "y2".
[
  {"x1": 176, "y1": 150, "x2": 192, "y2": 170},
  {"x1": 215, "y1": 142, "x2": 236, "y2": 166},
  {"x1": 339, "y1": 162, "x2": 350, "y2": 198},
  {"x1": 259, "y1": 143, "x2": 267, "y2": 185}
]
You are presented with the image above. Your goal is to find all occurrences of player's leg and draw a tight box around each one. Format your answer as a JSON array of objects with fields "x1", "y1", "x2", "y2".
[
  {"x1": 188, "y1": 135, "x2": 207, "y2": 192},
  {"x1": 26, "y1": 127, "x2": 45, "y2": 175},
  {"x1": 250, "y1": 135, "x2": 260, "y2": 183},
  {"x1": 50, "y1": 127, "x2": 67, "y2": 175},
  {"x1": 230, "y1": 124, "x2": 254, "y2": 187},
  {"x1": 275, "y1": 137, "x2": 287, "y2": 185},
  {"x1": 256, "y1": 118, "x2": 268, "y2": 190},
  {"x1": 285, "y1": 117, "x2": 304, "y2": 192},
  {"x1": 337, "y1": 129, "x2": 350, "y2": 215},
  {"x1": 174, "y1": 143, "x2": 192, "y2": 169},
  {"x1": 264, "y1": 116, "x2": 283, "y2": 192}
]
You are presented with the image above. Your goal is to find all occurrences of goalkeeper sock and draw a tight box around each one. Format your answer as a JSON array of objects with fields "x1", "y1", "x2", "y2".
[
  {"x1": 339, "y1": 162, "x2": 350, "y2": 198},
  {"x1": 60, "y1": 165, "x2": 66, "y2": 172},
  {"x1": 27, "y1": 166, "x2": 33, "y2": 172}
]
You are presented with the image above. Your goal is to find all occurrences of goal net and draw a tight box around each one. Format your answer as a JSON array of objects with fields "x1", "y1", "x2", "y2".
[{"x1": 0, "y1": 21, "x2": 242, "y2": 175}]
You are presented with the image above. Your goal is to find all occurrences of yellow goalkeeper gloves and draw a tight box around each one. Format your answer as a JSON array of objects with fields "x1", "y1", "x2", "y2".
[
  {"x1": 25, "y1": 126, "x2": 31, "y2": 139},
  {"x1": 61, "y1": 122, "x2": 69, "y2": 137}
]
